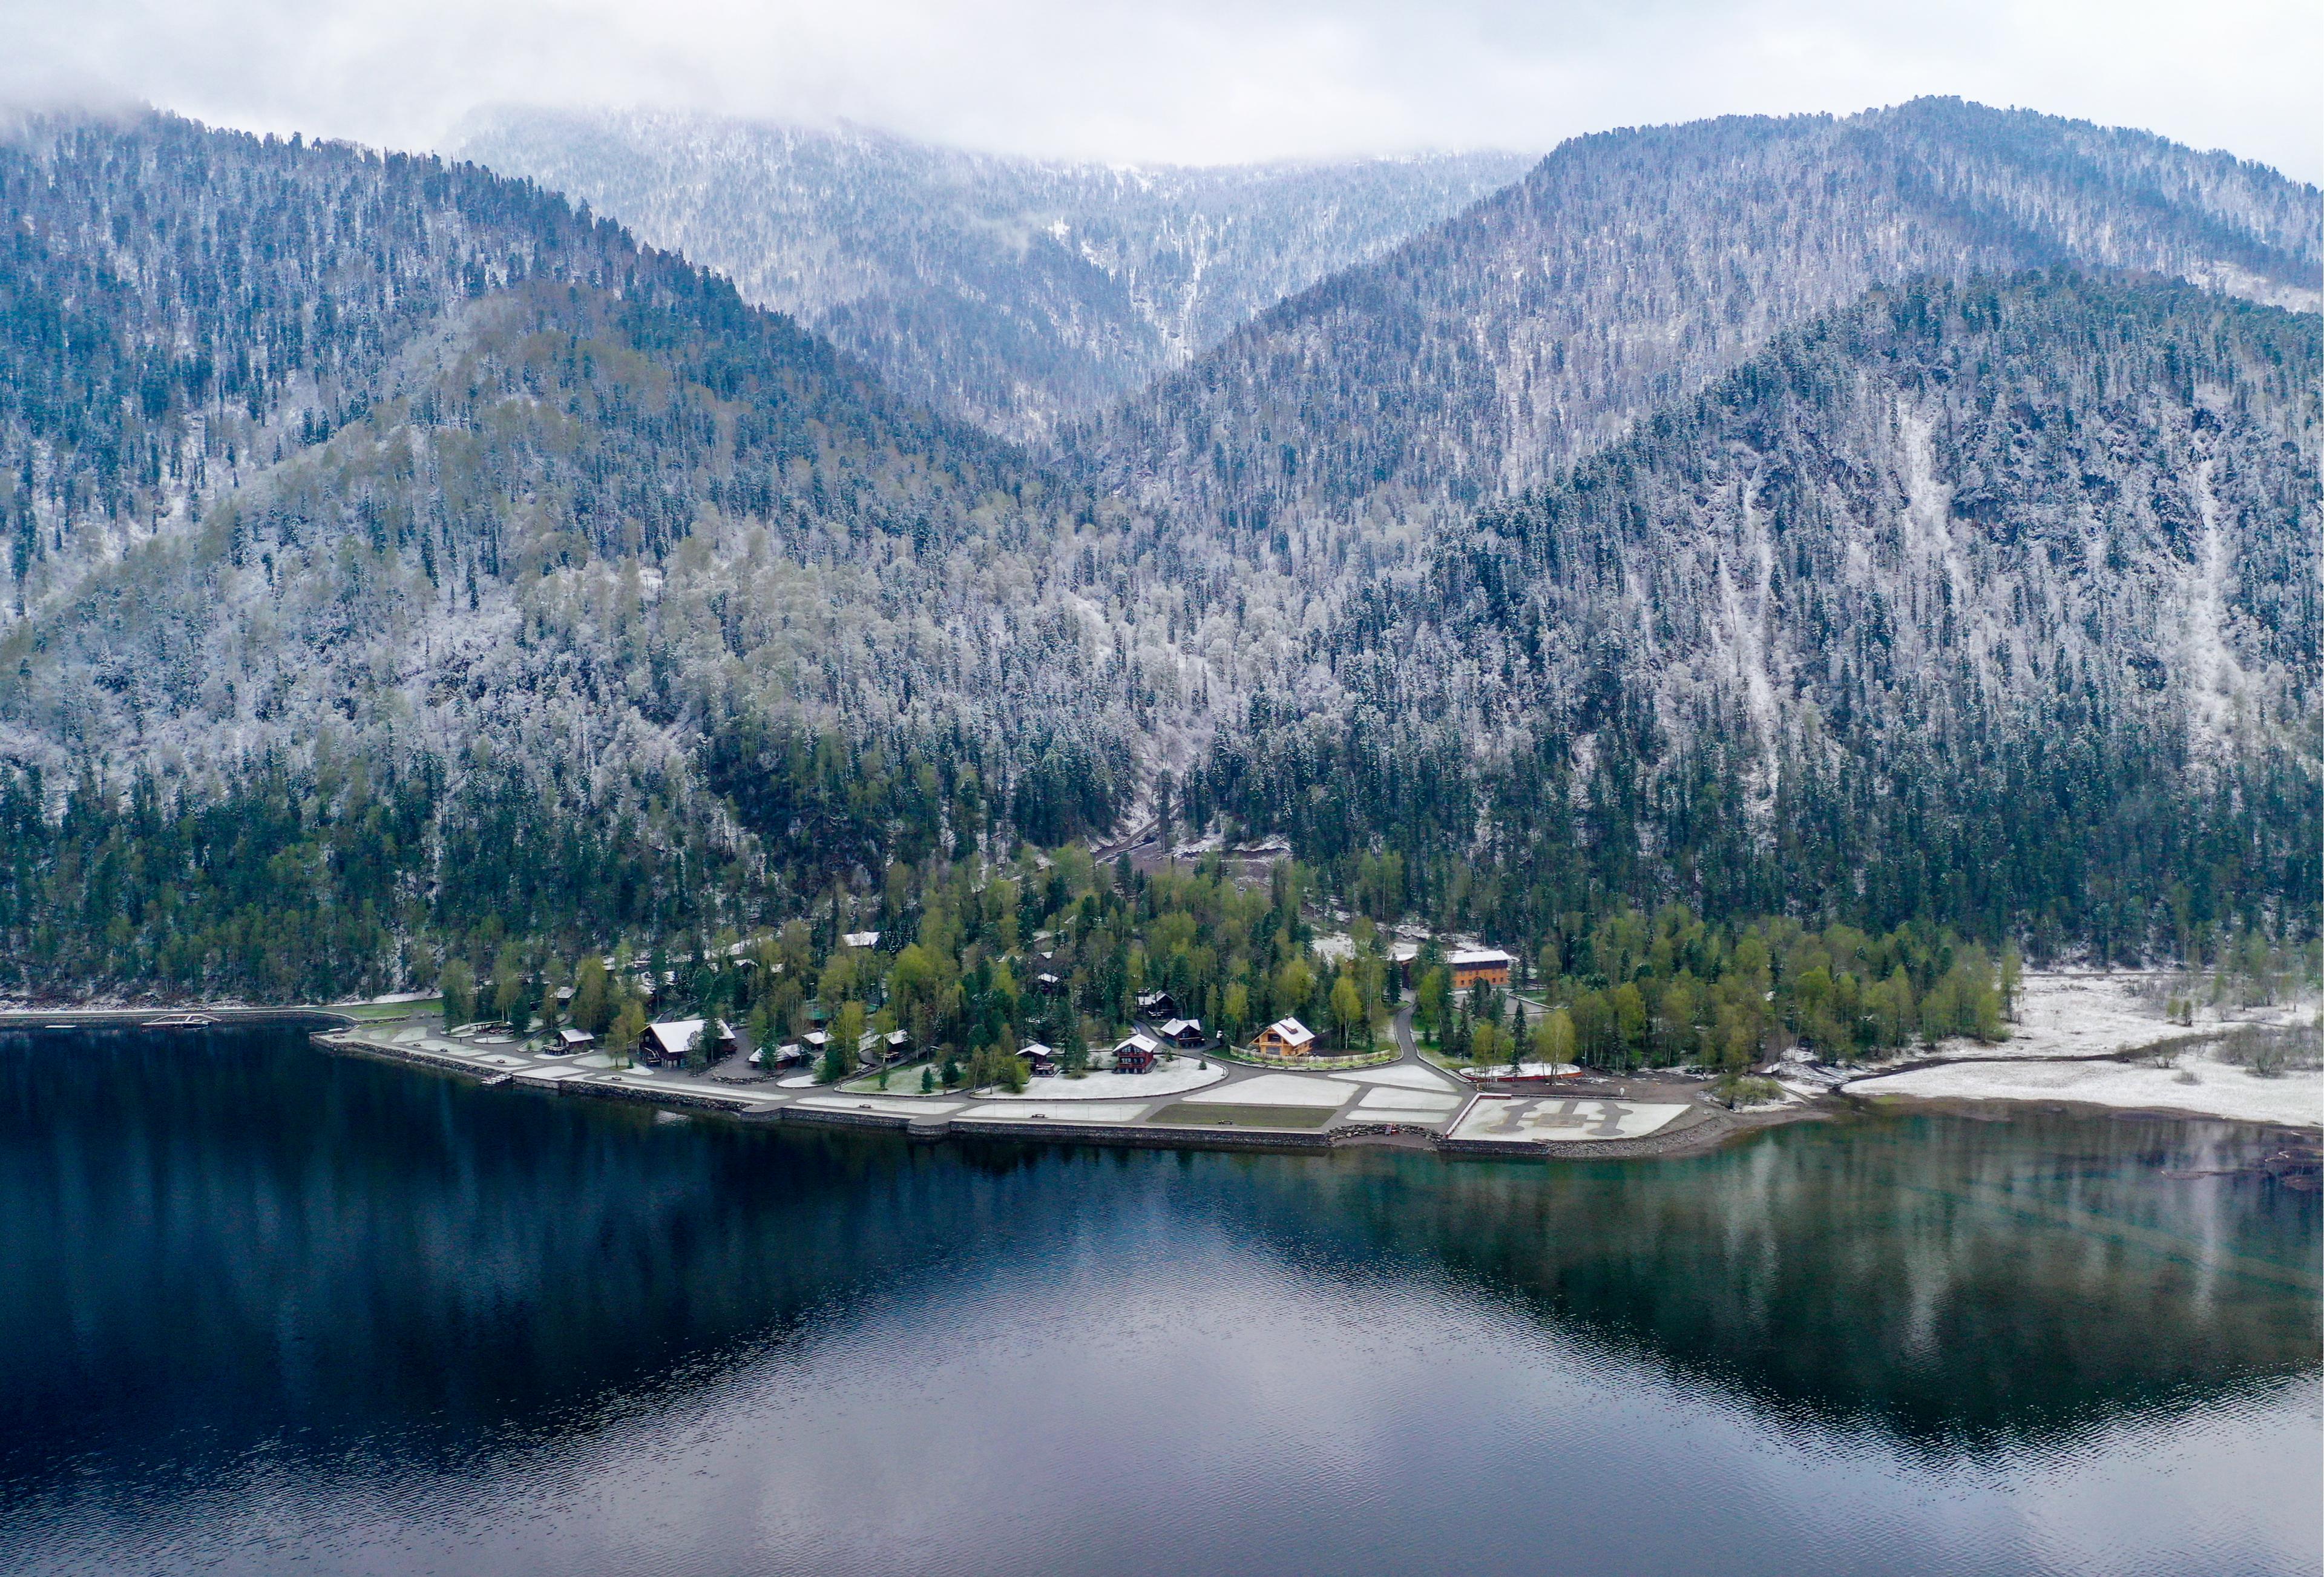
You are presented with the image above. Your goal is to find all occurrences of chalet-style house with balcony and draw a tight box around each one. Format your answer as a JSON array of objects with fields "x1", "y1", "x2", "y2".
[
  {"x1": 1252, "y1": 1018, "x2": 1315, "y2": 1057},
  {"x1": 1112, "y1": 1032, "x2": 1164, "y2": 1075}
]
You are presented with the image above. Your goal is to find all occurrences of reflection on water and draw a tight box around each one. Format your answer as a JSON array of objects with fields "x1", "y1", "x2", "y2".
[{"x1": 1, "y1": 1027, "x2": 2316, "y2": 1576}]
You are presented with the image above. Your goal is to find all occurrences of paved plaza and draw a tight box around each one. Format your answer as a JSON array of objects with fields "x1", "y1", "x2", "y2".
[{"x1": 1449, "y1": 1096, "x2": 1690, "y2": 1144}]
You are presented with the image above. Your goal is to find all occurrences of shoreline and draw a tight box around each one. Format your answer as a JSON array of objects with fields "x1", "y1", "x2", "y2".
[
  {"x1": 310, "y1": 1021, "x2": 1799, "y2": 1161},
  {"x1": 1842, "y1": 1087, "x2": 2321, "y2": 1141},
  {"x1": 0, "y1": 1006, "x2": 356, "y2": 1029},
  {"x1": 326, "y1": 1025, "x2": 2313, "y2": 1157},
  {"x1": 8, "y1": 992, "x2": 2309, "y2": 1156}
]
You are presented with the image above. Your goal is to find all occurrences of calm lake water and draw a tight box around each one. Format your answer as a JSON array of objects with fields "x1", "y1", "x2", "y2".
[{"x1": 1, "y1": 1026, "x2": 2316, "y2": 1576}]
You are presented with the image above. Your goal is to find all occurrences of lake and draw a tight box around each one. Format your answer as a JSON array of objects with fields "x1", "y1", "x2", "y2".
[{"x1": 1, "y1": 1025, "x2": 2316, "y2": 1575}]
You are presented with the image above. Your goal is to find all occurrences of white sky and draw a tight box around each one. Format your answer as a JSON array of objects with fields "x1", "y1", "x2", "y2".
[{"x1": 0, "y1": 0, "x2": 2316, "y2": 182}]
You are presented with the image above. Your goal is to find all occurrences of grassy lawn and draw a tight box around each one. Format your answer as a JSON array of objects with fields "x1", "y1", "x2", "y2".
[
  {"x1": 335, "y1": 999, "x2": 441, "y2": 1022},
  {"x1": 1147, "y1": 1102, "x2": 1336, "y2": 1130},
  {"x1": 841, "y1": 1061, "x2": 939, "y2": 1095}
]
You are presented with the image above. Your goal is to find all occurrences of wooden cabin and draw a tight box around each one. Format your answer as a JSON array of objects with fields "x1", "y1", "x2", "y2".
[
  {"x1": 1135, "y1": 989, "x2": 1179, "y2": 1020},
  {"x1": 1252, "y1": 1018, "x2": 1315, "y2": 1057},
  {"x1": 1112, "y1": 1033, "x2": 1163, "y2": 1075},
  {"x1": 645, "y1": 1018, "x2": 709, "y2": 1066},
  {"x1": 1157, "y1": 1018, "x2": 1206, "y2": 1049}
]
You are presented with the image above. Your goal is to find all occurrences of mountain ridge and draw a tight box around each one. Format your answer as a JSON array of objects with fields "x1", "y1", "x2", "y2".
[
  {"x1": 0, "y1": 106, "x2": 2314, "y2": 995},
  {"x1": 455, "y1": 107, "x2": 1535, "y2": 443},
  {"x1": 1081, "y1": 96, "x2": 2322, "y2": 545}
]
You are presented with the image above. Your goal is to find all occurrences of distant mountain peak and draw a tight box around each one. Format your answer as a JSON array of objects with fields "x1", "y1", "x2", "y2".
[{"x1": 456, "y1": 107, "x2": 1537, "y2": 444}]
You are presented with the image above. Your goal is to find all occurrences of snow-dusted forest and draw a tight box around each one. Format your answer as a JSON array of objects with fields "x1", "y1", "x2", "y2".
[
  {"x1": 0, "y1": 101, "x2": 2316, "y2": 998},
  {"x1": 456, "y1": 108, "x2": 1532, "y2": 444}
]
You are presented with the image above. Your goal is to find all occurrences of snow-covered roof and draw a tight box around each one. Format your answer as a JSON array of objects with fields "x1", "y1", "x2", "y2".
[
  {"x1": 1115, "y1": 1032, "x2": 1163, "y2": 1055},
  {"x1": 647, "y1": 1018, "x2": 709, "y2": 1056},
  {"x1": 557, "y1": 1027, "x2": 592, "y2": 1045},
  {"x1": 1261, "y1": 1018, "x2": 1315, "y2": 1046},
  {"x1": 1449, "y1": 949, "x2": 1513, "y2": 967},
  {"x1": 1160, "y1": 1018, "x2": 1201, "y2": 1037},
  {"x1": 841, "y1": 930, "x2": 882, "y2": 949},
  {"x1": 1020, "y1": 1041, "x2": 1055, "y2": 1059}
]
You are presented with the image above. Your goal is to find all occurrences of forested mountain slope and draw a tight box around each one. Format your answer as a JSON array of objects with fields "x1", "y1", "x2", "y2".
[
  {"x1": 1201, "y1": 272, "x2": 2320, "y2": 953},
  {"x1": 1087, "y1": 97, "x2": 2322, "y2": 544},
  {"x1": 456, "y1": 108, "x2": 1532, "y2": 443},
  {"x1": 0, "y1": 110, "x2": 2314, "y2": 998},
  {"x1": 0, "y1": 112, "x2": 1178, "y2": 984}
]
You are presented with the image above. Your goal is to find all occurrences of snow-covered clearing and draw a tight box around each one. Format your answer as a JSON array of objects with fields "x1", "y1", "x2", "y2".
[
  {"x1": 1459, "y1": 1062, "x2": 1579, "y2": 1079},
  {"x1": 1349, "y1": 1087, "x2": 1463, "y2": 1118},
  {"x1": 1908, "y1": 971, "x2": 2314, "y2": 1065},
  {"x1": 1179, "y1": 1073, "x2": 1353, "y2": 1108},
  {"x1": 1332, "y1": 1064, "x2": 1460, "y2": 1091},
  {"x1": 1846, "y1": 1050, "x2": 2320, "y2": 1129}
]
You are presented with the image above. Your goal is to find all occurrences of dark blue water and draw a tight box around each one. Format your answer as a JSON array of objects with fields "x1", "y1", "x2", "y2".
[{"x1": 1, "y1": 1026, "x2": 2316, "y2": 1575}]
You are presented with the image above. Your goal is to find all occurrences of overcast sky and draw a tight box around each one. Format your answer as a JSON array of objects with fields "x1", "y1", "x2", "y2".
[{"x1": 1, "y1": 0, "x2": 2315, "y2": 182}]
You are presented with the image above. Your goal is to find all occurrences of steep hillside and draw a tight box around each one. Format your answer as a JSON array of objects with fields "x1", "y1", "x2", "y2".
[
  {"x1": 0, "y1": 111, "x2": 2314, "y2": 998},
  {"x1": 1088, "y1": 97, "x2": 2321, "y2": 543},
  {"x1": 456, "y1": 108, "x2": 1532, "y2": 443},
  {"x1": 1201, "y1": 272, "x2": 2320, "y2": 949},
  {"x1": 0, "y1": 112, "x2": 1175, "y2": 978}
]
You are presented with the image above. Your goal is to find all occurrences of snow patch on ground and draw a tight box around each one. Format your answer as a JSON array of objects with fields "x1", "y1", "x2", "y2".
[
  {"x1": 1899, "y1": 972, "x2": 2314, "y2": 1065},
  {"x1": 1178, "y1": 1073, "x2": 1353, "y2": 1108},
  {"x1": 1332, "y1": 1064, "x2": 1460, "y2": 1091},
  {"x1": 1349, "y1": 1087, "x2": 1462, "y2": 1117},
  {"x1": 1846, "y1": 1049, "x2": 2320, "y2": 1130},
  {"x1": 982, "y1": 1064, "x2": 1226, "y2": 1101}
]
